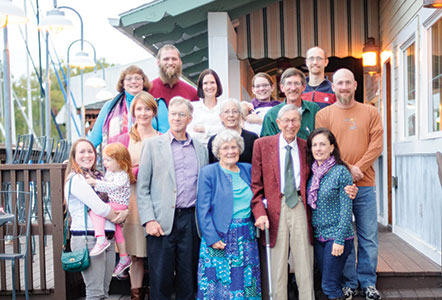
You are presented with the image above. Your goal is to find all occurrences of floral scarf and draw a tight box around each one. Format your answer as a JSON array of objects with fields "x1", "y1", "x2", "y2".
[
  {"x1": 102, "y1": 92, "x2": 135, "y2": 146},
  {"x1": 307, "y1": 156, "x2": 336, "y2": 209},
  {"x1": 80, "y1": 167, "x2": 108, "y2": 203}
]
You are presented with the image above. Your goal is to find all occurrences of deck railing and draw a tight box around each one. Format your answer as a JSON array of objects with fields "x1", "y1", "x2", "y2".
[{"x1": 0, "y1": 164, "x2": 70, "y2": 300}]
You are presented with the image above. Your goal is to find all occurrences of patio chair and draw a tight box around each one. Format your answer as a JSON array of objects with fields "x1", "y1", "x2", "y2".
[
  {"x1": 51, "y1": 139, "x2": 68, "y2": 163},
  {"x1": 40, "y1": 137, "x2": 55, "y2": 163},
  {"x1": 29, "y1": 136, "x2": 52, "y2": 164},
  {"x1": 0, "y1": 190, "x2": 33, "y2": 300},
  {"x1": 12, "y1": 134, "x2": 34, "y2": 164}
]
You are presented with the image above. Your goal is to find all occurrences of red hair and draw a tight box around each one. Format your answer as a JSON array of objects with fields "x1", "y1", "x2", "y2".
[{"x1": 103, "y1": 143, "x2": 136, "y2": 184}]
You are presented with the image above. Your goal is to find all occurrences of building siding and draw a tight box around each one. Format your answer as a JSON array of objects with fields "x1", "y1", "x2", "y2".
[{"x1": 395, "y1": 155, "x2": 442, "y2": 258}]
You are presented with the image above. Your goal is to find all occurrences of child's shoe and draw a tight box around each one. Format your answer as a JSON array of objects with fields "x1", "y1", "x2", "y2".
[
  {"x1": 113, "y1": 257, "x2": 132, "y2": 277},
  {"x1": 90, "y1": 239, "x2": 110, "y2": 256}
]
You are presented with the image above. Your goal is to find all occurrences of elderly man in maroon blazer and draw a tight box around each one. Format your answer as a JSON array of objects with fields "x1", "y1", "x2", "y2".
[{"x1": 252, "y1": 104, "x2": 315, "y2": 300}]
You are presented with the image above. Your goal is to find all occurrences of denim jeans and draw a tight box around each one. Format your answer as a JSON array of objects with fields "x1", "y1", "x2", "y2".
[
  {"x1": 315, "y1": 239, "x2": 353, "y2": 299},
  {"x1": 342, "y1": 186, "x2": 378, "y2": 289}
]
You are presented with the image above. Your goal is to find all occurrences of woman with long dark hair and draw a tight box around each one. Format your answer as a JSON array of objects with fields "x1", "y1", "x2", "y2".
[
  {"x1": 187, "y1": 69, "x2": 224, "y2": 145},
  {"x1": 306, "y1": 128, "x2": 354, "y2": 300}
]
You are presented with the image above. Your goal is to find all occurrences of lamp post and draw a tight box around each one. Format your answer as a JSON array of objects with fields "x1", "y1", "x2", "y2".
[
  {"x1": 39, "y1": 5, "x2": 91, "y2": 141},
  {"x1": 67, "y1": 39, "x2": 95, "y2": 139},
  {"x1": 0, "y1": 0, "x2": 28, "y2": 163}
]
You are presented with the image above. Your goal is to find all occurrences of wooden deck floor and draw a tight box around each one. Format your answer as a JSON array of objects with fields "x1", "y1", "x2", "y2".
[
  {"x1": 1, "y1": 227, "x2": 441, "y2": 299},
  {"x1": 377, "y1": 228, "x2": 440, "y2": 276}
]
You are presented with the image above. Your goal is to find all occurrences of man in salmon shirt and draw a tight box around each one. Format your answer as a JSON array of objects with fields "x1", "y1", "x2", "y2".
[{"x1": 316, "y1": 68, "x2": 383, "y2": 300}]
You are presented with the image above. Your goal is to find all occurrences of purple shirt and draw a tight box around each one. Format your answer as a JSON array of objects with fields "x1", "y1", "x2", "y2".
[
  {"x1": 251, "y1": 98, "x2": 281, "y2": 109},
  {"x1": 169, "y1": 131, "x2": 199, "y2": 208}
]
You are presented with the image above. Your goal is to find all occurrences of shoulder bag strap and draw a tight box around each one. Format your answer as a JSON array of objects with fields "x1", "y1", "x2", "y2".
[{"x1": 63, "y1": 175, "x2": 88, "y2": 251}]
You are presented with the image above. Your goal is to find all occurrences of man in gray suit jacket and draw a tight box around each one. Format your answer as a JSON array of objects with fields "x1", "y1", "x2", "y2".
[{"x1": 137, "y1": 96, "x2": 208, "y2": 300}]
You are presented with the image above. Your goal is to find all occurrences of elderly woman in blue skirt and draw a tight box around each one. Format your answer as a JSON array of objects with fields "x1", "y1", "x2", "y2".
[{"x1": 196, "y1": 129, "x2": 261, "y2": 300}]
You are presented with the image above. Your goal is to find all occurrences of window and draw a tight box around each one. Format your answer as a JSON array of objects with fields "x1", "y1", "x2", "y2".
[
  {"x1": 404, "y1": 43, "x2": 416, "y2": 137},
  {"x1": 430, "y1": 18, "x2": 442, "y2": 132}
]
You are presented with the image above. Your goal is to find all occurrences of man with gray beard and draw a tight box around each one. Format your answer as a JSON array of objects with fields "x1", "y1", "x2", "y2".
[{"x1": 150, "y1": 44, "x2": 198, "y2": 105}]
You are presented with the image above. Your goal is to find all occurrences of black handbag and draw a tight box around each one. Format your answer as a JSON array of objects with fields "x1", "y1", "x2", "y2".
[{"x1": 61, "y1": 176, "x2": 90, "y2": 272}]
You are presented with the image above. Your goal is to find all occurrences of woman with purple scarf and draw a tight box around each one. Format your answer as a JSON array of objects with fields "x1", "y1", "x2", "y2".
[
  {"x1": 306, "y1": 128, "x2": 354, "y2": 300},
  {"x1": 88, "y1": 65, "x2": 169, "y2": 147},
  {"x1": 243, "y1": 72, "x2": 280, "y2": 136}
]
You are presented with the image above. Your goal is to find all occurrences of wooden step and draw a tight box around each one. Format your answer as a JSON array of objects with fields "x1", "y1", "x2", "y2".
[{"x1": 314, "y1": 288, "x2": 442, "y2": 299}]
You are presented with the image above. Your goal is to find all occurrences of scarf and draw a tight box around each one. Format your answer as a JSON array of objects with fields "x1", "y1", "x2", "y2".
[
  {"x1": 81, "y1": 167, "x2": 108, "y2": 203},
  {"x1": 102, "y1": 91, "x2": 136, "y2": 146},
  {"x1": 307, "y1": 156, "x2": 336, "y2": 209}
]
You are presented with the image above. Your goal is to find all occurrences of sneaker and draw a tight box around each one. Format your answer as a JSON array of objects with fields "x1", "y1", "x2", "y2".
[
  {"x1": 113, "y1": 258, "x2": 132, "y2": 277},
  {"x1": 361, "y1": 286, "x2": 381, "y2": 300},
  {"x1": 342, "y1": 287, "x2": 357, "y2": 300},
  {"x1": 115, "y1": 268, "x2": 130, "y2": 280},
  {"x1": 89, "y1": 239, "x2": 110, "y2": 256}
]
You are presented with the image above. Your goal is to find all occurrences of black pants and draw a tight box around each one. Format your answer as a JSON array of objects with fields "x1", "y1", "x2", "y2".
[{"x1": 146, "y1": 208, "x2": 200, "y2": 300}]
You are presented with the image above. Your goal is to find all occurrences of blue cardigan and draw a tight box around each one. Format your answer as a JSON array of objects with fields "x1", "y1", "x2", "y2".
[{"x1": 196, "y1": 162, "x2": 252, "y2": 246}]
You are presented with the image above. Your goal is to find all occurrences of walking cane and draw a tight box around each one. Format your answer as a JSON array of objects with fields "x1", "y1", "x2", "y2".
[{"x1": 263, "y1": 199, "x2": 273, "y2": 300}]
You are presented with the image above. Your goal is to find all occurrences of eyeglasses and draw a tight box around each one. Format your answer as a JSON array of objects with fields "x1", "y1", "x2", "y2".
[
  {"x1": 306, "y1": 56, "x2": 325, "y2": 63},
  {"x1": 283, "y1": 81, "x2": 303, "y2": 88},
  {"x1": 219, "y1": 145, "x2": 239, "y2": 152},
  {"x1": 280, "y1": 118, "x2": 301, "y2": 124},
  {"x1": 222, "y1": 109, "x2": 240, "y2": 115},
  {"x1": 124, "y1": 75, "x2": 143, "y2": 82},
  {"x1": 169, "y1": 112, "x2": 188, "y2": 119},
  {"x1": 253, "y1": 83, "x2": 271, "y2": 89}
]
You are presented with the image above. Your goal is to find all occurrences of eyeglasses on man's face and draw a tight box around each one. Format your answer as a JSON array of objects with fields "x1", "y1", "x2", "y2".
[
  {"x1": 306, "y1": 56, "x2": 325, "y2": 63},
  {"x1": 169, "y1": 112, "x2": 189, "y2": 119}
]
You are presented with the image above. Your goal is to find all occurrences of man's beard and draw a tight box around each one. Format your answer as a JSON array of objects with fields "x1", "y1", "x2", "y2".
[
  {"x1": 337, "y1": 92, "x2": 353, "y2": 105},
  {"x1": 160, "y1": 64, "x2": 182, "y2": 86}
]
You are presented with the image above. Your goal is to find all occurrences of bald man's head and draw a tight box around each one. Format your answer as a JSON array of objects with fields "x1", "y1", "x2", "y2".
[{"x1": 332, "y1": 68, "x2": 357, "y2": 106}]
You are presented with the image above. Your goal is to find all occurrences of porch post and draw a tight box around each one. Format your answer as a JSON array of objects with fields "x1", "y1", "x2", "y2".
[{"x1": 207, "y1": 12, "x2": 241, "y2": 100}]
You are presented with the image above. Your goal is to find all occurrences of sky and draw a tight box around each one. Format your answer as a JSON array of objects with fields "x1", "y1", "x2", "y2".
[{"x1": 5, "y1": 0, "x2": 154, "y2": 79}]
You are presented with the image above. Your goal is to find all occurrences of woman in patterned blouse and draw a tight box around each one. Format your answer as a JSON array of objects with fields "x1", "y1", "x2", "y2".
[{"x1": 306, "y1": 128, "x2": 354, "y2": 300}]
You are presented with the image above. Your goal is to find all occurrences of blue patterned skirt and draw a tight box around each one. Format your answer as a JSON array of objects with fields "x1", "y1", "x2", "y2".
[{"x1": 197, "y1": 217, "x2": 261, "y2": 300}]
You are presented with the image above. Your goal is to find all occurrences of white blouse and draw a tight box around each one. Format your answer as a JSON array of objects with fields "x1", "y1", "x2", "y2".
[{"x1": 187, "y1": 99, "x2": 224, "y2": 146}]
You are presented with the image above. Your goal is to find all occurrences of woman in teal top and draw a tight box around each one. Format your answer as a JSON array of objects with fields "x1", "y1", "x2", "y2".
[
  {"x1": 196, "y1": 130, "x2": 261, "y2": 300},
  {"x1": 306, "y1": 128, "x2": 354, "y2": 300}
]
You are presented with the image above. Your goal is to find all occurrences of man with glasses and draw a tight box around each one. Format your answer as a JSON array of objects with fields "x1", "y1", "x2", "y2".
[
  {"x1": 137, "y1": 97, "x2": 208, "y2": 299},
  {"x1": 261, "y1": 68, "x2": 320, "y2": 138},
  {"x1": 303, "y1": 46, "x2": 336, "y2": 109},
  {"x1": 150, "y1": 44, "x2": 198, "y2": 105},
  {"x1": 252, "y1": 104, "x2": 315, "y2": 300}
]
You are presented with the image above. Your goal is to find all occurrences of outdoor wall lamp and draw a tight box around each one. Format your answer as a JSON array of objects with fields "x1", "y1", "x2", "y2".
[
  {"x1": 362, "y1": 37, "x2": 380, "y2": 74},
  {"x1": 423, "y1": 0, "x2": 442, "y2": 8}
]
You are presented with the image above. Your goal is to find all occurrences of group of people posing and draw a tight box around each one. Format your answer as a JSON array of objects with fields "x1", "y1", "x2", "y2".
[{"x1": 64, "y1": 44, "x2": 384, "y2": 300}]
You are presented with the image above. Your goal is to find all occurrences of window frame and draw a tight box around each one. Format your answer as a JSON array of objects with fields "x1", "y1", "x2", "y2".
[
  {"x1": 398, "y1": 19, "x2": 419, "y2": 142},
  {"x1": 422, "y1": 9, "x2": 442, "y2": 139}
]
